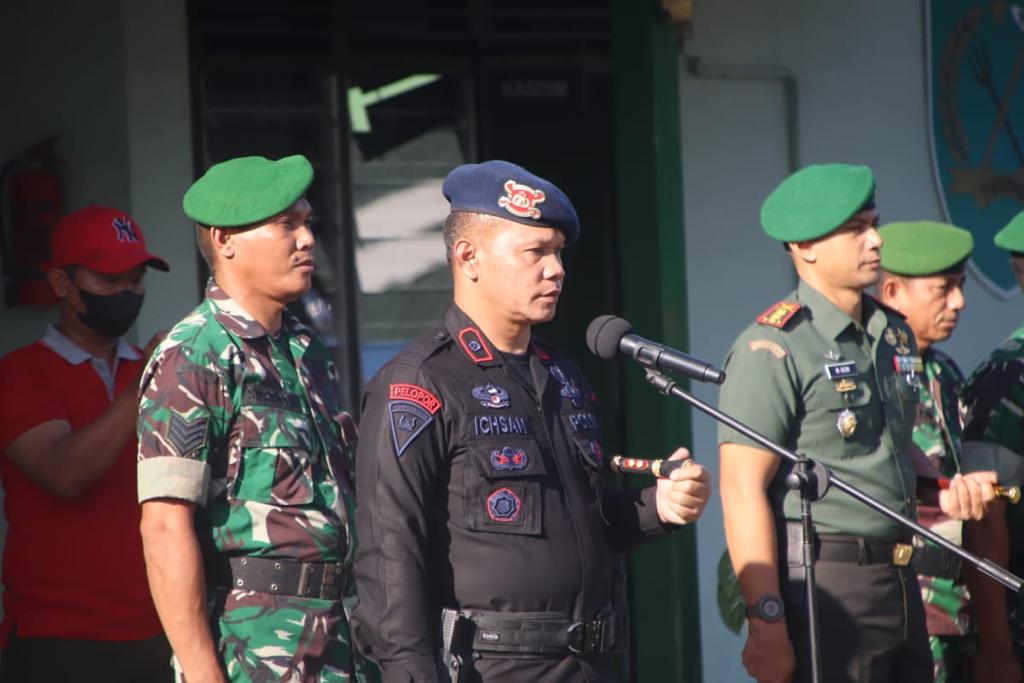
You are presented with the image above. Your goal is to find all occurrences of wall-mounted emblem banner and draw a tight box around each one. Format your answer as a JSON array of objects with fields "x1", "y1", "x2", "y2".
[{"x1": 928, "y1": 0, "x2": 1024, "y2": 297}]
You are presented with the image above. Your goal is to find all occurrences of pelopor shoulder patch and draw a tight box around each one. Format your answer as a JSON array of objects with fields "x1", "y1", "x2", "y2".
[
  {"x1": 756, "y1": 301, "x2": 802, "y2": 329},
  {"x1": 388, "y1": 383, "x2": 442, "y2": 458},
  {"x1": 748, "y1": 339, "x2": 788, "y2": 359}
]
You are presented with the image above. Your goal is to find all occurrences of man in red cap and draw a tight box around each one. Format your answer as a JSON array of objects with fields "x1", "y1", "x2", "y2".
[{"x1": 0, "y1": 206, "x2": 171, "y2": 682}]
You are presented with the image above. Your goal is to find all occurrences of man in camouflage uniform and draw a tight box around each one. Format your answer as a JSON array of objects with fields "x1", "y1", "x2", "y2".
[
  {"x1": 138, "y1": 155, "x2": 361, "y2": 683},
  {"x1": 877, "y1": 220, "x2": 975, "y2": 682},
  {"x1": 962, "y1": 211, "x2": 1024, "y2": 683}
]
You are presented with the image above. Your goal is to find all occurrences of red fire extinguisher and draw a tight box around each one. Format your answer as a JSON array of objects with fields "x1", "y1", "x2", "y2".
[{"x1": 1, "y1": 137, "x2": 64, "y2": 307}]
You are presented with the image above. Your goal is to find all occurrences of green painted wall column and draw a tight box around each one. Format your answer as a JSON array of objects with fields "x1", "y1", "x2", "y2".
[{"x1": 612, "y1": 3, "x2": 701, "y2": 682}]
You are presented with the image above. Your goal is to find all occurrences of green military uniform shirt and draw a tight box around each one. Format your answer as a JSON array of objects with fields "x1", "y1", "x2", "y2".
[
  {"x1": 718, "y1": 280, "x2": 919, "y2": 538},
  {"x1": 914, "y1": 349, "x2": 971, "y2": 637},
  {"x1": 962, "y1": 324, "x2": 1024, "y2": 657},
  {"x1": 137, "y1": 280, "x2": 361, "y2": 682}
]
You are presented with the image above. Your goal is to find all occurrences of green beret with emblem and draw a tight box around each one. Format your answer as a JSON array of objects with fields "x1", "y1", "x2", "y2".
[
  {"x1": 760, "y1": 163, "x2": 876, "y2": 242},
  {"x1": 879, "y1": 221, "x2": 973, "y2": 275},
  {"x1": 183, "y1": 155, "x2": 314, "y2": 227},
  {"x1": 994, "y1": 211, "x2": 1024, "y2": 253}
]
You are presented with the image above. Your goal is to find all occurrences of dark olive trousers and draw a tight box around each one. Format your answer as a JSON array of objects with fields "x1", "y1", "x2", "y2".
[{"x1": 784, "y1": 561, "x2": 932, "y2": 683}]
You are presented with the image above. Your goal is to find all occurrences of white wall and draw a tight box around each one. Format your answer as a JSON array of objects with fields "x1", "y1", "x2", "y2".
[
  {"x1": 679, "y1": 2, "x2": 1014, "y2": 680},
  {"x1": 0, "y1": 0, "x2": 196, "y2": 356},
  {"x1": 0, "y1": 0, "x2": 132, "y2": 351},
  {"x1": 121, "y1": 0, "x2": 199, "y2": 340}
]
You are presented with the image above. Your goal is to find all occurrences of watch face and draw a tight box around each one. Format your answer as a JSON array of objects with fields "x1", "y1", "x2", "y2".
[{"x1": 760, "y1": 596, "x2": 784, "y2": 621}]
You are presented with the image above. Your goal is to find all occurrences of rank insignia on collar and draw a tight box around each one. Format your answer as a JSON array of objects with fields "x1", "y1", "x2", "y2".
[
  {"x1": 498, "y1": 180, "x2": 546, "y2": 219},
  {"x1": 884, "y1": 328, "x2": 897, "y2": 346},
  {"x1": 756, "y1": 301, "x2": 802, "y2": 329},
  {"x1": 473, "y1": 383, "x2": 510, "y2": 409},
  {"x1": 836, "y1": 409, "x2": 858, "y2": 439},
  {"x1": 457, "y1": 326, "x2": 495, "y2": 364}
]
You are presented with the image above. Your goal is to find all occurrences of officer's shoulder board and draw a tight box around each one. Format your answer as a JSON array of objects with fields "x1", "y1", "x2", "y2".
[{"x1": 755, "y1": 301, "x2": 802, "y2": 330}]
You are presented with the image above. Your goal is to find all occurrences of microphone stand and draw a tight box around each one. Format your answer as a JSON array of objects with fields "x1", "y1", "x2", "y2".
[{"x1": 641, "y1": 368, "x2": 1023, "y2": 683}]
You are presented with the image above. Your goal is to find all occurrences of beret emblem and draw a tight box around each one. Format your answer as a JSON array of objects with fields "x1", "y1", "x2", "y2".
[{"x1": 498, "y1": 179, "x2": 546, "y2": 219}]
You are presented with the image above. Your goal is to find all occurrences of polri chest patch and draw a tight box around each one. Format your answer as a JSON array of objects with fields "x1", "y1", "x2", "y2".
[{"x1": 388, "y1": 383, "x2": 442, "y2": 458}]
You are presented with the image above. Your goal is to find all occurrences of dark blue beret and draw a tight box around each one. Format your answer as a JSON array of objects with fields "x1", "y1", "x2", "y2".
[{"x1": 442, "y1": 160, "x2": 580, "y2": 245}]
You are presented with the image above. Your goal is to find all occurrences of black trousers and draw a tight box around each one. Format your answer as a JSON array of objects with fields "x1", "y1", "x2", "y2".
[
  {"x1": 0, "y1": 631, "x2": 173, "y2": 683},
  {"x1": 784, "y1": 561, "x2": 932, "y2": 683}
]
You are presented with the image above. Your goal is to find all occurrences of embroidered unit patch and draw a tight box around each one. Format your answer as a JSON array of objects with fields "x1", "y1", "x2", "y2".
[
  {"x1": 388, "y1": 400, "x2": 434, "y2": 458},
  {"x1": 472, "y1": 383, "x2": 510, "y2": 409},
  {"x1": 490, "y1": 446, "x2": 528, "y2": 471},
  {"x1": 388, "y1": 383, "x2": 442, "y2": 414},
  {"x1": 756, "y1": 301, "x2": 802, "y2": 329},
  {"x1": 498, "y1": 179, "x2": 546, "y2": 219},
  {"x1": 487, "y1": 487, "x2": 522, "y2": 522}
]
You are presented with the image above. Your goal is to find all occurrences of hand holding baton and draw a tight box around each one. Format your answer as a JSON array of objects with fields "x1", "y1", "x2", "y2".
[
  {"x1": 610, "y1": 455, "x2": 693, "y2": 478},
  {"x1": 938, "y1": 476, "x2": 1021, "y2": 504}
]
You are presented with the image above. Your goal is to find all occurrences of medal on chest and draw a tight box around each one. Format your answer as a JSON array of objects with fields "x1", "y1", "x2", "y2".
[{"x1": 836, "y1": 408, "x2": 858, "y2": 439}]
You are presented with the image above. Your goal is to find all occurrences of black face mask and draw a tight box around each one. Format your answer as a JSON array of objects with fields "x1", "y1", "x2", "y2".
[{"x1": 76, "y1": 289, "x2": 145, "y2": 338}]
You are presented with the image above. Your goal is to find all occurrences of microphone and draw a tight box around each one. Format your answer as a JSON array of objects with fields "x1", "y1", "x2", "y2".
[{"x1": 586, "y1": 315, "x2": 726, "y2": 385}]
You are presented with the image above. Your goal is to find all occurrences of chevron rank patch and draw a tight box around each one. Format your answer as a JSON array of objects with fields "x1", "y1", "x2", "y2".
[
  {"x1": 167, "y1": 412, "x2": 208, "y2": 457},
  {"x1": 756, "y1": 301, "x2": 802, "y2": 329},
  {"x1": 388, "y1": 383, "x2": 441, "y2": 458}
]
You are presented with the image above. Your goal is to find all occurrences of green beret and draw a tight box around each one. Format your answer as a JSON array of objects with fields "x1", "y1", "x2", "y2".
[
  {"x1": 879, "y1": 221, "x2": 973, "y2": 275},
  {"x1": 183, "y1": 155, "x2": 314, "y2": 227},
  {"x1": 760, "y1": 164, "x2": 876, "y2": 242},
  {"x1": 994, "y1": 211, "x2": 1024, "y2": 253}
]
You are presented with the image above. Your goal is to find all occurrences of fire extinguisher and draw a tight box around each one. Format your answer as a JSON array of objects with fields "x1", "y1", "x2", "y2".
[{"x1": 1, "y1": 137, "x2": 64, "y2": 307}]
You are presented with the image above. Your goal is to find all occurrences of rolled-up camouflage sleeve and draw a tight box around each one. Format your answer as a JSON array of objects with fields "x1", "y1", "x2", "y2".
[{"x1": 137, "y1": 343, "x2": 231, "y2": 506}]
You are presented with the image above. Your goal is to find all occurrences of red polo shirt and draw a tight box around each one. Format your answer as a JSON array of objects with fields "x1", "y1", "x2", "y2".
[{"x1": 0, "y1": 327, "x2": 161, "y2": 643}]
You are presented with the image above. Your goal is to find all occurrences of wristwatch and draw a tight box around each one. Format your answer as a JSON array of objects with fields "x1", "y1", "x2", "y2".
[{"x1": 745, "y1": 594, "x2": 785, "y2": 622}]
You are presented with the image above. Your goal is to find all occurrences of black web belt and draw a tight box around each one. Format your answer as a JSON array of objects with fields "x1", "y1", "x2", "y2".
[
  {"x1": 911, "y1": 544, "x2": 962, "y2": 580},
  {"x1": 441, "y1": 606, "x2": 619, "y2": 656},
  {"x1": 208, "y1": 556, "x2": 347, "y2": 601}
]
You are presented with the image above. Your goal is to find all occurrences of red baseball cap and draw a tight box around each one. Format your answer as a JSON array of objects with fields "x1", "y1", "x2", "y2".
[{"x1": 48, "y1": 206, "x2": 169, "y2": 274}]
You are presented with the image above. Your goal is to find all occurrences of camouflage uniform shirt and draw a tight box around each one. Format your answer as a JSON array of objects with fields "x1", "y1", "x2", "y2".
[
  {"x1": 913, "y1": 348, "x2": 970, "y2": 637},
  {"x1": 962, "y1": 324, "x2": 1024, "y2": 657},
  {"x1": 137, "y1": 280, "x2": 358, "y2": 682}
]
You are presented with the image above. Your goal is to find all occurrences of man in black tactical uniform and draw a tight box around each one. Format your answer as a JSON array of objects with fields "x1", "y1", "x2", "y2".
[{"x1": 351, "y1": 160, "x2": 711, "y2": 682}]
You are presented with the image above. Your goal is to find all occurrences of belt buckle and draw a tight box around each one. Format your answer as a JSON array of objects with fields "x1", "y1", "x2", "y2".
[
  {"x1": 319, "y1": 563, "x2": 341, "y2": 600},
  {"x1": 296, "y1": 562, "x2": 313, "y2": 597},
  {"x1": 892, "y1": 543, "x2": 913, "y2": 567},
  {"x1": 567, "y1": 622, "x2": 585, "y2": 654}
]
